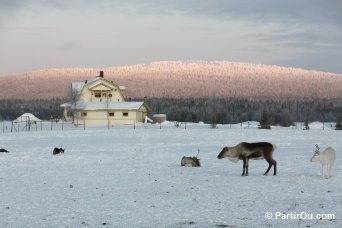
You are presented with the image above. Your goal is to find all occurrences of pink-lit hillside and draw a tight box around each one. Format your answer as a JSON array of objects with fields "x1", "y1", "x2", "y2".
[{"x1": 1, "y1": 61, "x2": 341, "y2": 100}]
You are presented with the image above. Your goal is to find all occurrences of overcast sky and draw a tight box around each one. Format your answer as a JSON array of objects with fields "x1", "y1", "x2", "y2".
[{"x1": 0, "y1": 0, "x2": 341, "y2": 75}]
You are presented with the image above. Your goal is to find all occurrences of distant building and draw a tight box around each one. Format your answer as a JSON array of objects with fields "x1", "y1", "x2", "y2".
[{"x1": 61, "y1": 71, "x2": 149, "y2": 126}]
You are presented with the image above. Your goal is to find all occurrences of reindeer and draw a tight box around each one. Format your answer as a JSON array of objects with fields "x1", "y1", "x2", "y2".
[
  {"x1": 217, "y1": 142, "x2": 277, "y2": 176},
  {"x1": 181, "y1": 149, "x2": 201, "y2": 167},
  {"x1": 53, "y1": 147, "x2": 65, "y2": 155},
  {"x1": 310, "y1": 144, "x2": 336, "y2": 179},
  {"x1": 0, "y1": 148, "x2": 9, "y2": 153}
]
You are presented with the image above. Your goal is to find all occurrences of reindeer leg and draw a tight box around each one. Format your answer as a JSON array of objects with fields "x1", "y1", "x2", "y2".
[
  {"x1": 245, "y1": 158, "x2": 249, "y2": 176},
  {"x1": 326, "y1": 165, "x2": 330, "y2": 179},
  {"x1": 321, "y1": 165, "x2": 324, "y2": 178},
  {"x1": 273, "y1": 160, "x2": 277, "y2": 176},
  {"x1": 264, "y1": 161, "x2": 272, "y2": 175},
  {"x1": 242, "y1": 158, "x2": 246, "y2": 176},
  {"x1": 328, "y1": 164, "x2": 332, "y2": 178}
]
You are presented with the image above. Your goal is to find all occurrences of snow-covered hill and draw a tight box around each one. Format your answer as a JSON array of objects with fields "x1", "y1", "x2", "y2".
[
  {"x1": 1, "y1": 61, "x2": 341, "y2": 100},
  {"x1": 0, "y1": 123, "x2": 341, "y2": 227}
]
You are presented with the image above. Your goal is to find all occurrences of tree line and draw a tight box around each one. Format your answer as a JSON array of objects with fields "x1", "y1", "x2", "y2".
[
  {"x1": 0, "y1": 98, "x2": 341, "y2": 128},
  {"x1": 0, "y1": 99, "x2": 66, "y2": 120},
  {"x1": 139, "y1": 97, "x2": 342, "y2": 127}
]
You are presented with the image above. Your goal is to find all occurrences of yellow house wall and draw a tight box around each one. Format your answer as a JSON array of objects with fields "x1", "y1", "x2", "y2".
[{"x1": 74, "y1": 110, "x2": 146, "y2": 126}]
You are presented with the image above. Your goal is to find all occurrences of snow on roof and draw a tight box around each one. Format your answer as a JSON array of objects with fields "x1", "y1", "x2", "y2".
[
  {"x1": 71, "y1": 82, "x2": 85, "y2": 92},
  {"x1": 71, "y1": 77, "x2": 99, "y2": 92},
  {"x1": 73, "y1": 102, "x2": 146, "y2": 111},
  {"x1": 13, "y1": 113, "x2": 41, "y2": 122},
  {"x1": 60, "y1": 102, "x2": 71, "y2": 107}
]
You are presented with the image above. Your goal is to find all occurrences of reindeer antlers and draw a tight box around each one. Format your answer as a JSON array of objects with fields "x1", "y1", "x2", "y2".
[
  {"x1": 196, "y1": 149, "x2": 200, "y2": 158},
  {"x1": 315, "y1": 144, "x2": 320, "y2": 151}
]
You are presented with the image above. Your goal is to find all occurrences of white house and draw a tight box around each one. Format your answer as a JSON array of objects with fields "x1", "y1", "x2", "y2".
[{"x1": 61, "y1": 71, "x2": 149, "y2": 126}]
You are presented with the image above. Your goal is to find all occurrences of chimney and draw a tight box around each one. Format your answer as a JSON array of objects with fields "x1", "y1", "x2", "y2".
[{"x1": 99, "y1": 71, "x2": 104, "y2": 78}]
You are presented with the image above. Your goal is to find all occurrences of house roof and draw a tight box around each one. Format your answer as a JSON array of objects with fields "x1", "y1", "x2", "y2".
[
  {"x1": 71, "y1": 82, "x2": 86, "y2": 92},
  {"x1": 70, "y1": 101, "x2": 147, "y2": 111},
  {"x1": 71, "y1": 76, "x2": 126, "y2": 93},
  {"x1": 88, "y1": 80, "x2": 116, "y2": 90}
]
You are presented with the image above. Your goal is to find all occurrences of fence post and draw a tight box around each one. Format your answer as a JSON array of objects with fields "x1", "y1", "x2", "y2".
[{"x1": 28, "y1": 116, "x2": 31, "y2": 132}]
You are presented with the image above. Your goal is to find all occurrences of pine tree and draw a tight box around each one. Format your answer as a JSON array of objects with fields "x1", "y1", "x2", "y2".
[
  {"x1": 335, "y1": 116, "x2": 342, "y2": 130},
  {"x1": 303, "y1": 118, "x2": 310, "y2": 130},
  {"x1": 259, "y1": 111, "x2": 271, "y2": 129}
]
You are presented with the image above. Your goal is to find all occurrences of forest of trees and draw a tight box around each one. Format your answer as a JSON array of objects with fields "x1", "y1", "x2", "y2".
[
  {"x1": 140, "y1": 97, "x2": 341, "y2": 126},
  {"x1": 0, "y1": 99, "x2": 66, "y2": 120},
  {"x1": 1, "y1": 61, "x2": 340, "y2": 127},
  {"x1": 1, "y1": 61, "x2": 342, "y2": 100},
  {"x1": 0, "y1": 98, "x2": 340, "y2": 126}
]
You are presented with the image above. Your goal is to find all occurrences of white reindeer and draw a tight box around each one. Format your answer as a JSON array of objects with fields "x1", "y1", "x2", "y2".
[{"x1": 310, "y1": 144, "x2": 336, "y2": 179}]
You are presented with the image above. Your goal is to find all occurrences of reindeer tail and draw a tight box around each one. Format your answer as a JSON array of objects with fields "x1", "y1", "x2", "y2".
[{"x1": 272, "y1": 144, "x2": 277, "y2": 150}]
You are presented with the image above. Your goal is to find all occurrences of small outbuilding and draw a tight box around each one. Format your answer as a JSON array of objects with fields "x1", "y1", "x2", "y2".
[
  {"x1": 11, "y1": 113, "x2": 41, "y2": 132},
  {"x1": 13, "y1": 113, "x2": 41, "y2": 124}
]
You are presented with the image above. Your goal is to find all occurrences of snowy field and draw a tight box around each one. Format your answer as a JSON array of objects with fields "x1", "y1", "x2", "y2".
[{"x1": 0, "y1": 122, "x2": 341, "y2": 227}]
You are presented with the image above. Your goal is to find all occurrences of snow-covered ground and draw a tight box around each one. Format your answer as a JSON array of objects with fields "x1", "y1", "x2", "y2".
[{"x1": 0, "y1": 122, "x2": 341, "y2": 227}]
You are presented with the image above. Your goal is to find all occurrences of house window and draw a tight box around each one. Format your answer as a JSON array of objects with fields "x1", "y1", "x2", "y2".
[
  {"x1": 109, "y1": 112, "x2": 114, "y2": 116},
  {"x1": 95, "y1": 92, "x2": 101, "y2": 98},
  {"x1": 82, "y1": 112, "x2": 87, "y2": 117},
  {"x1": 123, "y1": 112, "x2": 128, "y2": 117}
]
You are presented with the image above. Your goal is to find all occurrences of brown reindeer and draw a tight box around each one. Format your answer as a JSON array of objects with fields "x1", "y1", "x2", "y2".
[{"x1": 217, "y1": 142, "x2": 277, "y2": 176}]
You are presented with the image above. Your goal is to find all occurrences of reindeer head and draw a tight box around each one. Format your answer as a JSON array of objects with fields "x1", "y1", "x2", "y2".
[
  {"x1": 217, "y1": 147, "x2": 230, "y2": 159},
  {"x1": 310, "y1": 144, "x2": 321, "y2": 162}
]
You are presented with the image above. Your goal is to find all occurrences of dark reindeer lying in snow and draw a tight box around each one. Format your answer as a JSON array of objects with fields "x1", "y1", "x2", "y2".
[
  {"x1": 53, "y1": 147, "x2": 65, "y2": 155},
  {"x1": 217, "y1": 142, "x2": 277, "y2": 176},
  {"x1": 0, "y1": 148, "x2": 9, "y2": 153}
]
